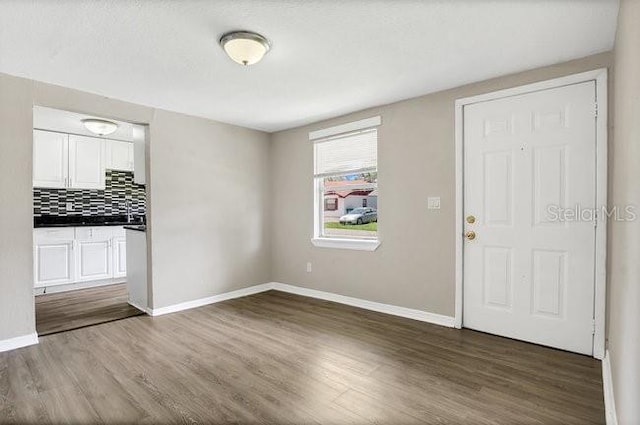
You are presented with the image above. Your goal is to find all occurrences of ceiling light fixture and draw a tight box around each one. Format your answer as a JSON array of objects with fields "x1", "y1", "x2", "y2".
[
  {"x1": 82, "y1": 118, "x2": 118, "y2": 136},
  {"x1": 220, "y1": 31, "x2": 271, "y2": 66}
]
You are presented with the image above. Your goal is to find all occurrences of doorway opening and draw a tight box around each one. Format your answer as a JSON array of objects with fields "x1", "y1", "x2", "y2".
[{"x1": 32, "y1": 106, "x2": 149, "y2": 336}]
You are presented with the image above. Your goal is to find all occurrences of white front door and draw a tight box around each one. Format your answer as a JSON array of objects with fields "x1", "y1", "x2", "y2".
[{"x1": 463, "y1": 81, "x2": 597, "y2": 355}]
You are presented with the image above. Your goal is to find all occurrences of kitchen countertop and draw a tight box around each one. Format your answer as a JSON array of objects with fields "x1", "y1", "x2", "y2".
[
  {"x1": 34, "y1": 215, "x2": 146, "y2": 228},
  {"x1": 124, "y1": 225, "x2": 146, "y2": 232}
]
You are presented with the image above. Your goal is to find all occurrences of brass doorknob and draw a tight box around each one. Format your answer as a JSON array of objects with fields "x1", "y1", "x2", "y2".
[{"x1": 465, "y1": 231, "x2": 476, "y2": 240}]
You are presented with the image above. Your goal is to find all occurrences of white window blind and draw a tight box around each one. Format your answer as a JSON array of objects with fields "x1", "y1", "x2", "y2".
[{"x1": 314, "y1": 129, "x2": 377, "y2": 177}]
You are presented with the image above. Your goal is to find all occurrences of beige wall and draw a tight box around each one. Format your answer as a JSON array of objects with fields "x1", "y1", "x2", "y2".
[
  {"x1": 0, "y1": 72, "x2": 272, "y2": 341},
  {"x1": 609, "y1": 0, "x2": 640, "y2": 422},
  {"x1": 148, "y1": 110, "x2": 271, "y2": 308},
  {"x1": 270, "y1": 52, "x2": 612, "y2": 317},
  {"x1": 0, "y1": 74, "x2": 36, "y2": 340}
]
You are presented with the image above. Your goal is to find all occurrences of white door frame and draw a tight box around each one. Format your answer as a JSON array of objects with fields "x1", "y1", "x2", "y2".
[{"x1": 454, "y1": 69, "x2": 608, "y2": 359}]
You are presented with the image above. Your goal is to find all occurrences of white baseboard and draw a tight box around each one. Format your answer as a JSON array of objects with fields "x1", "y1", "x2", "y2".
[
  {"x1": 0, "y1": 332, "x2": 39, "y2": 353},
  {"x1": 148, "y1": 283, "x2": 274, "y2": 316},
  {"x1": 146, "y1": 281, "x2": 455, "y2": 328},
  {"x1": 271, "y1": 282, "x2": 456, "y2": 327},
  {"x1": 128, "y1": 301, "x2": 151, "y2": 315},
  {"x1": 602, "y1": 350, "x2": 618, "y2": 425},
  {"x1": 35, "y1": 278, "x2": 127, "y2": 296}
]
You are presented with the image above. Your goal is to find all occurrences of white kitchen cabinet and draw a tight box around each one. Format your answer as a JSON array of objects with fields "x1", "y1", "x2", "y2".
[
  {"x1": 112, "y1": 226, "x2": 127, "y2": 278},
  {"x1": 75, "y1": 227, "x2": 112, "y2": 281},
  {"x1": 34, "y1": 228, "x2": 75, "y2": 287},
  {"x1": 113, "y1": 237, "x2": 127, "y2": 278},
  {"x1": 33, "y1": 131, "x2": 106, "y2": 190},
  {"x1": 68, "y1": 135, "x2": 105, "y2": 190},
  {"x1": 33, "y1": 130, "x2": 69, "y2": 189},
  {"x1": 34, "y1": 226, "x2": 127, "y2": 289},
  {"x1": 106, "y1": 140, "x2": 134, "y2": 172}
]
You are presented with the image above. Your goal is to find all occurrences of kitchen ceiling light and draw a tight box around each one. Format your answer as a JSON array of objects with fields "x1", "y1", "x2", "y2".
[
  {"x1": 220, "y1": 31, "x2": 271, "y2": 66},
  {"x1": 82, "y1": 118, "x2": 118, "y2": 136}
]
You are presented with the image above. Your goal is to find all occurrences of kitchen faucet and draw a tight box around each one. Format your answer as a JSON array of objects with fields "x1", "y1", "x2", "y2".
[{"x1": 126, "y1": 200, "x2": 133, "y2": 223}]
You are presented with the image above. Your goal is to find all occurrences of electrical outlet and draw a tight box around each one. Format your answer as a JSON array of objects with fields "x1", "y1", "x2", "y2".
[
  {"x1": 66, "y1": 202, "x2": 74, "y2": 211},
  {"x1": 306, "y1": 262, "x2": 312, "y2": 273}
]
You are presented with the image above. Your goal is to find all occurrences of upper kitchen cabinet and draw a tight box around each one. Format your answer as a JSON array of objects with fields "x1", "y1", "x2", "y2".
[
  {"x1": 106, "y1": 140, "x2": 134, "y2": 172},
  {"x1": 33, "y1": 130, "x2": 69, "y2": 188},
  {"x1": 33, "y1": 130, "x2": 106, "y2": 190},
  {"x1": 68, "y1": 135, "x2": 105, "y2": 190}
]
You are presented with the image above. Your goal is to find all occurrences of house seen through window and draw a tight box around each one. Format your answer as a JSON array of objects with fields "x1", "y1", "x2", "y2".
[{"x1": 314, "y1": 127, "x2": 378, "y2": 240}]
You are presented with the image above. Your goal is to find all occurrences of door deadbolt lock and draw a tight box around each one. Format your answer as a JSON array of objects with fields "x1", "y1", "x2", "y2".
[
  {"x1": 466, "y1": 215, "x2": 476, "y2": 224},
  {"x1": 465, "y1": 231, "x2": 476, "y2": 240}
]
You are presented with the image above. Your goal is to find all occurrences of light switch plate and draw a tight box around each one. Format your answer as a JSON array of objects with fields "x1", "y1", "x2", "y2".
[{"x1": 427, "y1": 197, "x2": 441, "y2": 210}]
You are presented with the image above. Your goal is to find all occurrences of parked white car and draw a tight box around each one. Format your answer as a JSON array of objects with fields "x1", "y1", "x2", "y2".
[{"x1": 339, "y1": 207, "x2": 377, "y2": 225}]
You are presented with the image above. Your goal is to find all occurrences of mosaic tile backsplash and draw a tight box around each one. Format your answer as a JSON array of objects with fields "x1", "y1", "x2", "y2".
[{"x1": 33, "y1": 170, "x2": 146, "y2": 217}]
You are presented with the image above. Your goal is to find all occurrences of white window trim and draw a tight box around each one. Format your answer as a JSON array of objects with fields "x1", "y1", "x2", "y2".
[
  {"x1": 311, "y1": 116, "x2": 381, "y2": 251},
  {"x1": 311, "y1": 237, "x2": 380, "y2": 251}
]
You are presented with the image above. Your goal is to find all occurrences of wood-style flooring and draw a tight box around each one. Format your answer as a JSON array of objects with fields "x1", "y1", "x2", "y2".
[
  {"x1": 3, "y1": 290, "x2": 604, "y2": 424},
  {"x1": 35, "y1": 283, "x2": 144, "y2": 336}
]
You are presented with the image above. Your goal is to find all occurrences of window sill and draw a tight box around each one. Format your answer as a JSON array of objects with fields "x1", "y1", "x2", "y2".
[{"x1": 311, "y1": 238, "x2": 381, "y2": 251}]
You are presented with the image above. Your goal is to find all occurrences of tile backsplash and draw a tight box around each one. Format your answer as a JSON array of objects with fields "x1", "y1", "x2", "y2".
[{"x1": 34, "y1": 170, "x2": 146, "y2": 217}]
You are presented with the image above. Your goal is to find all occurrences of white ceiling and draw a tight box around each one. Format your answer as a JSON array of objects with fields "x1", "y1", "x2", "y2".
[
  {"x1": 33, "y1": 106, "x2": 137, "y2": 142},
  {"x1": 0, "y1": 1, "x2": 619, "y2": 132}
]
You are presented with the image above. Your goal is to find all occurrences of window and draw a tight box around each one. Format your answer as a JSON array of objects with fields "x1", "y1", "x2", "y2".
[
  {"x1": 324, "y1": 197, "x2": 338, "y2": 211},
  {"x1": 311, "y1": 117, "x2": 380, "y2": 250}
]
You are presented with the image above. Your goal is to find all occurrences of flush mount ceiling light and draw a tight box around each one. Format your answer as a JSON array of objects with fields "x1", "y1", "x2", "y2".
[
  {"x1": 82, "y1": 118, "x2": 118, "y2": 136},
  {"x1": 220, "y1": 31, "x2": 271, "y2": 66}
]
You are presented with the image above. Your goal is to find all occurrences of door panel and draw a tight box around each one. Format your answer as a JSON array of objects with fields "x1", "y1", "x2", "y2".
[
  {"x1": 531, "y1": 249, "x2": 566, "y2": 317},
  {"x1": 483, "y1": 151, "x2": 513, "y2": 226},
  {"x1": 463, "y1": 81, "x2": 597, "y2": 355},
  {"x1": 483, "y1": 246, "x2": 513, "y2": 309},
  {"x1": 533, "y1": 146, "x2": 567, "y2": 226}
]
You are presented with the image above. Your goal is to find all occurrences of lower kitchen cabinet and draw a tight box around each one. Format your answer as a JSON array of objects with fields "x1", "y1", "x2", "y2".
[
  {"x1": 34, "y1": 226, "x2": 126, "y2": 288},
  {"x1": 33, "y1": 228, "x2": 75, "y2": 286},
  {"x1": 76, "y1": 227, "x2": 113, "y2": 282},
  {"x1": 112, "y1": 228, "x2": 127, "y2": 278}
]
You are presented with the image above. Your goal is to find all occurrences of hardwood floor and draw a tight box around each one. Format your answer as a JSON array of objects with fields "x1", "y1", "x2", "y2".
[
  {"x1": 3, "y1": 290, "x2": 604, "y2": 424},
  {"x1": 36, "y1": 283, "x2": 144, "y2": 336}
]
